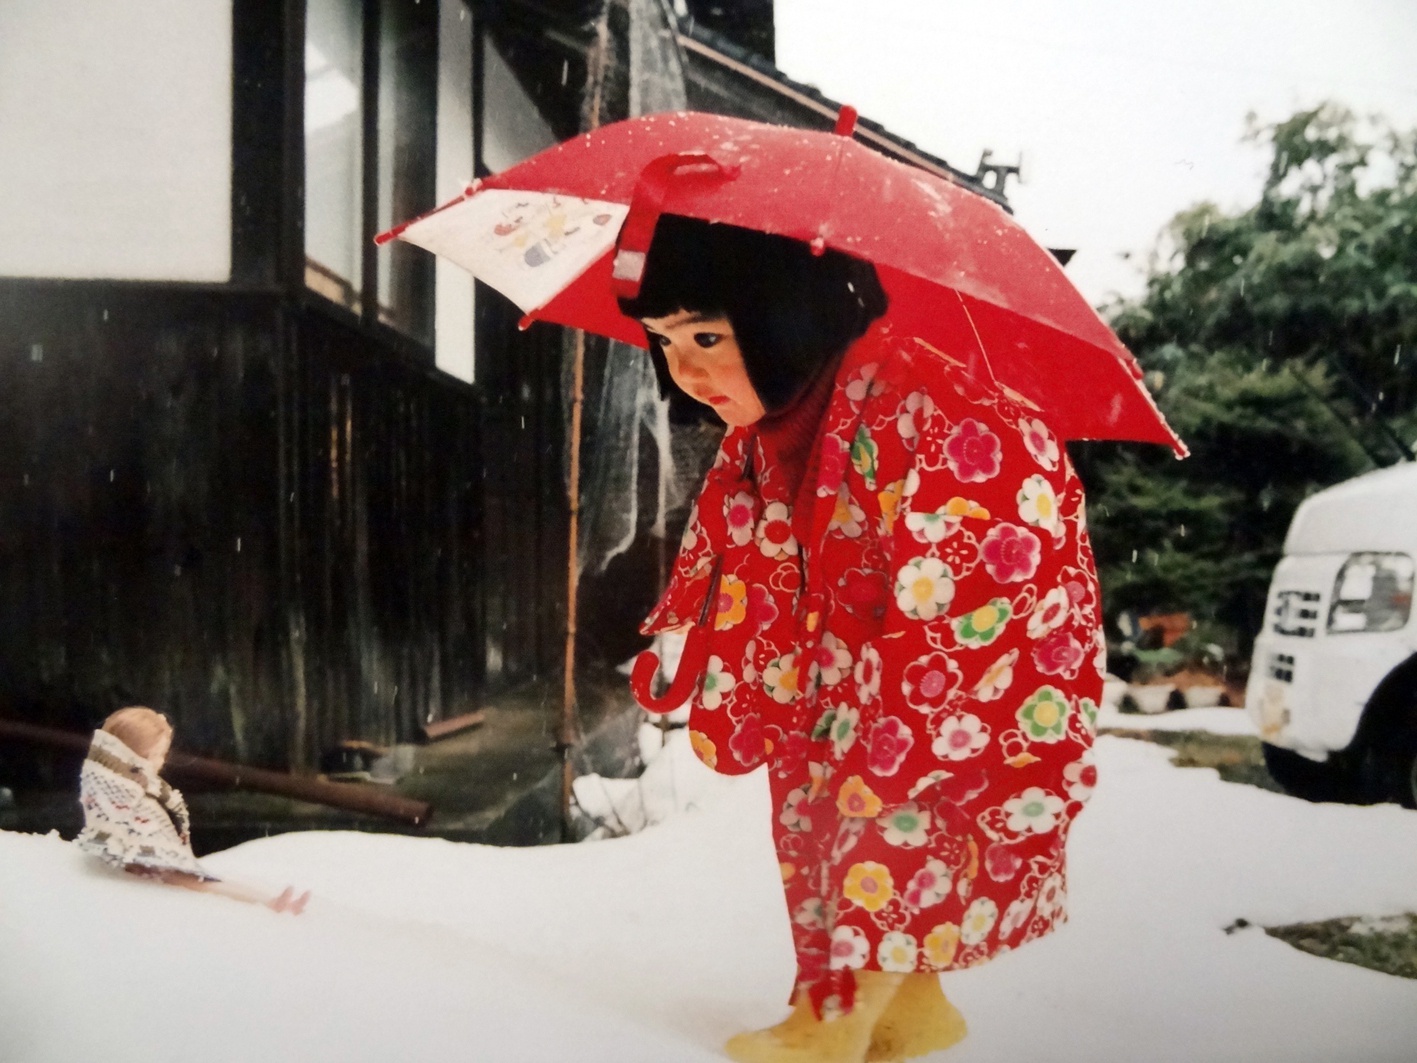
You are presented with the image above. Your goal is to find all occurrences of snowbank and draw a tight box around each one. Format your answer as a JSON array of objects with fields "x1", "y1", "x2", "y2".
[{"x1": 4, "y1": 733, "x2": 1417, "y2": 1062}]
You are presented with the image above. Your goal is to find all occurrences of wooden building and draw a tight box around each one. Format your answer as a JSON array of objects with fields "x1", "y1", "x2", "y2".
[{"x1": 0, "y1": 0, "x2": 1000, "y2": 775}]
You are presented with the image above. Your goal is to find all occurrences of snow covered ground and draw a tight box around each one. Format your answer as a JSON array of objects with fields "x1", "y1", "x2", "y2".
[{"x1": 4, "y1": 714, "x2": 1417, "y2": 1063}]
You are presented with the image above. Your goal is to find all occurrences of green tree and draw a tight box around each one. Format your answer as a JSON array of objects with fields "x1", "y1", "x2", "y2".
[{"x1": 1079, "y1": 104, "x2": 1417, "y2": 659}]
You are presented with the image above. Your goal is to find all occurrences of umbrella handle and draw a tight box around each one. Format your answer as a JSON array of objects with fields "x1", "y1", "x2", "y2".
[
  {"x1": 629, "y1": 627, "x2": 712, "y2": 715},
  {"x1": 613, "y1": 152, "x2": 740, "y2": 299}
]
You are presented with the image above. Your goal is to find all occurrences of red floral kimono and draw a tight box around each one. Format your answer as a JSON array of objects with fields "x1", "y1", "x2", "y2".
[{"x1": 642, "y1": 321, "x2": 1102, "y2": 1014}]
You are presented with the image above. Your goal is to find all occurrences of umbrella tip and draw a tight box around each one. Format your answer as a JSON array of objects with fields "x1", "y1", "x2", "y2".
[{"x1": 834, "y1": 105, "x2": 859, "y2": 138}]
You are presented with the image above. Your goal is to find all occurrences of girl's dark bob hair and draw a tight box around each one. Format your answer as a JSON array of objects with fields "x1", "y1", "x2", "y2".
[{"x1": 616, "y1": 214, "x2": 889, "y2": 413}]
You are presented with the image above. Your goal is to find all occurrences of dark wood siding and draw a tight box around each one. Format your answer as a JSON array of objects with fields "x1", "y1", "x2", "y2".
[{"x1": 0, "y1": 280, "x2": 557, "y2": 770}]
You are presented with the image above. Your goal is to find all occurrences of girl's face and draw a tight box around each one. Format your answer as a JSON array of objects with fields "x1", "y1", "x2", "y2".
[{"x1": 640, "y1": 311, "x2": 766, "y2": 427}]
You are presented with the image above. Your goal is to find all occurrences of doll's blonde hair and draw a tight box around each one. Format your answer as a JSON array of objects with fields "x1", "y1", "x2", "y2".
[{"x1": 101, "y1": 707, "x2": 172, "y2": 759}]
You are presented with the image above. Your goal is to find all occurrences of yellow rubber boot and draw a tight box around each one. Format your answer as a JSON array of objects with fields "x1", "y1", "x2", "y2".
[
  {"x1": 866, "y1": 973, "x2": 967, "y2": 1062},
  {"x1": 725, "y1": 972, "x2": 906, "y2": 1063}
]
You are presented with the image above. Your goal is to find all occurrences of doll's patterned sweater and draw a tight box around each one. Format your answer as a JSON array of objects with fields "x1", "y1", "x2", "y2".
[{"x1": 76, "y1": 728, "x2": 212, "y2": 879}]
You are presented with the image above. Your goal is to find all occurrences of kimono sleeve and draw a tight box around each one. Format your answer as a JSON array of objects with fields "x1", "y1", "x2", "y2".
[{"x1": 830, "y1": 362, "x2": 1101, "y2": 830}]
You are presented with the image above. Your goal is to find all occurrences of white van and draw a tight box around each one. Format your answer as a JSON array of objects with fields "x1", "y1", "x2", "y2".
[{"x1": 1245, "y1": 461, "x2": 1417, "y2": 806}]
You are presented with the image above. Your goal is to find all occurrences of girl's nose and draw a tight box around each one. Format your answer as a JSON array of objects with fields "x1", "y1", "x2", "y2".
[{"x1": 675, "y1": 354, "x2": 708, "y2": 381}]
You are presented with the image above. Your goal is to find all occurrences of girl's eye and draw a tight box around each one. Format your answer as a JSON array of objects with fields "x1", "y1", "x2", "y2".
[
  {"x1": 647, "y1": 333, "x2": 670, "y2": 349},
  {"x1": 693, "y1": 332, "x2": 722, "y2": 349}
]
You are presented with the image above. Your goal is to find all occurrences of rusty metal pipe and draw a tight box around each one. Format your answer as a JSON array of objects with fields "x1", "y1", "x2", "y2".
[{"x1": 0, "y1": 718, "x2": 433, "y2": 827}]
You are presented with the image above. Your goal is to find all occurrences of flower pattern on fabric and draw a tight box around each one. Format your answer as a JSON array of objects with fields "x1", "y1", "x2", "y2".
[
  {"x1": 809, "y1": 632, "x2": 853, "y2": 688},
  {"x1": 854, "y1": 645, "x2": 884, "y2": 704},
  {"x1": 640, "y1": 324, "x2": 1102, "y2": 1008},
  {"x1": 1033, "y1": 630, "x2": 1086, "y2": 678},
  {"x1": 689, "y1": 730, "x2": 718, "y2": 769},
  {"x1": 903, "y1": 859, "x2": 954, "y2": 908},
  {"x1": 1027, "y1": 586, "x2": 1072, "y2": 638},
  {"x1": 714, "y1": 575, "x2": 748, "y2": 630},
  {"x1": 878, "y1": 479, "x2": 905, "y2": 536},
  {"x1": 844, "y1": 861, "x2": 895, "y2": 912},
  {"x1": 763, "y1": 652, "x2": 801, "y2": 704},
  {"x1": 795, "y1": 897, "x2": 827, "y2": 929},
  {"x1": 844, "y1": 362, "x2": 884, "y2": 408},
  {"x1": 933, "y1": 712, "x2": 991, "y2": 761},
  {"x1": 757, "y1": 502, "x2": 799, "y2": 560},
  {"x1": 779, "y1": 785, "x2": 814, "y2": 833},
  {"x1": 831, "y1": 925, "x2": 871, "y2": 970},
  {"x1": 878, "y1": 803, "x2": 932, "y2": 848},
  {"x1": 1002, "y1": 788, "x2": 1067, "y2": 835},
  {"x1": 725, "y1": 491, "x2": 757, "y2": 546},
  {"x1": 952, "y1": 598, "x2": 1013, "y2": 648},
  {"x1": 837, "y1": 776, "x2": 884, "y2": 818},
  {"x1": 827, "y1": 705, "x2": 860, "y2": 759},
  {"x1": 728, "y1": 714, "x2": 765, "y2": 767},
  {"x1": 923, "y1": 924, "x2": 961, "y2": 968},
  {"x1": 1019, "y1": 417, "x2": 1060, "y2": 471},
  {"x1": 974, "y1": 649, "x2": 1019, "y2": 702},
  {"x1": 1017, "y1": 686, "x2": 1071, "y2": 743},
  {"x1": 904, "y1": 496, "x2": 990, "y2": 545},
  {"x1": 895, "y1": 557, "x2": 956, "y2": 621},
  {"x1": 984, "y1": 842, "x2": 1024, "y2": 883},
  {"x1": 747, "y1": 583, "x2": 780, "y2": 630},
  {"x1": 878, "y1": 932, "x2": 919, "y2": 972},
  {"x1": 701, "y1": 655, "x2": 734, "y2": 709},
  {"x1": 1077, "y1": 698, "x2": 1100, "y2": 738},
  {"x1": 1036, "y1": 873, "x2": 1066, "y2": 920},
  {"x1": 817, "y1": 436, "x2": 852, "y2": 498},
  {"x1": 980, "y1": 524, "x2": 1041, "y2": 583},
  {"x1": 866, "y1": 716, "x2": 915, "y2": 776},
  {"x1": 902, "y1": 652, "x2": 963, "y2": 713},
  {"x1": 1063, "y1": 752, "x2": 1098, "y2": 802},
  {"x1": 944, "y1": 419, "x2": 1002, "y2": 482},
  {"x1": 829, "y1": 485, "x2": 867, "y2": 539},
  {"x1": 1017, "y1": 475, "x2": 1062, "y2": 538},
  {"x1": 999, "y1": 895, "x2": 1036, "y2": 941},
  {"x1": 851, "y1": 426, "x2": 880, "y2": 489},
  {"x1": 959, "y1": 898, "x2": 999, "y2": 946}
]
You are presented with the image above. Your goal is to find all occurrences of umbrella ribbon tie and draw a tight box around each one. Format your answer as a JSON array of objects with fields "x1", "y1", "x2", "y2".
[{"x1": 612, "y1": 152, "x2": 741, "y2": 300}]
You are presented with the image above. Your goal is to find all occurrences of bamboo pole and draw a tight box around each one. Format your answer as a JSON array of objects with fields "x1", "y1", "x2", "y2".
[
  {"x1": 560, "y1": 327, "x2": 587, "y2": 841},
  {"x1": 0, "y1": 718, "x2": 433, "y2": 827}
]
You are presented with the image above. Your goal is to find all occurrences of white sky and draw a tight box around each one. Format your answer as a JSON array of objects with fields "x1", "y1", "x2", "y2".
[{"x1": 774, "y1": 0, "x2": 1417, "y2": 308}]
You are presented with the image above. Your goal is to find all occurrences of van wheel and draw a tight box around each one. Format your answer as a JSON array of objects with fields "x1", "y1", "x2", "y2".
[
  {"x1": 1261, "y1": 743, "x2": 1362, "y2": 804},
  {"x1": 1357, "y1": 737, "x2": 1417, "y2": 810},
  {"x1": 1354, "y1": 744, "x2": 1417, "y2": 809},
  {"x1": 1356, "y1": 684, "x2": 1417, "y2": 809}
]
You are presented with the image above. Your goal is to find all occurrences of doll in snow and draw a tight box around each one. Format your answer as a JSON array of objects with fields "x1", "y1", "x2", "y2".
[{"x1": 76, "y1": 706, "x2": 308, "y2": 912}]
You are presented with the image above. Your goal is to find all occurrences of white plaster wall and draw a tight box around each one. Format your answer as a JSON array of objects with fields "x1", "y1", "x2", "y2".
[
  {"x1": 480, "y1": 38, "x2": 556, "y2": 177},
  {"x1": 434, "y1": 0, "x2": 475, "y2": 383},
  {"x1": 0, "y1": 0, "x2": 233, "y2": 282}
]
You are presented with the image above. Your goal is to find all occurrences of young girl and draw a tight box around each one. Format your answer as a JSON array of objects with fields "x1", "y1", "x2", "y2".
[
  {"x1": 622, "y1": 216, "x2": 1102, "y2": 1062},
  {"x1": 76, "y1": 706, "x2": 309, "y2": 913}
]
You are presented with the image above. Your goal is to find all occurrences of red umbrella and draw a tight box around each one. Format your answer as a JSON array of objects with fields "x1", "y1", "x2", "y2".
[{"x1": 380, "y1": 108, "x2": 1185, "y2": 455}]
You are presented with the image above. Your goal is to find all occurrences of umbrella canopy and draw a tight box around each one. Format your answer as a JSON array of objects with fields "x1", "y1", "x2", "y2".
[{"x1": 380, "y1": 111, "x2": 1184, "y2": 455}]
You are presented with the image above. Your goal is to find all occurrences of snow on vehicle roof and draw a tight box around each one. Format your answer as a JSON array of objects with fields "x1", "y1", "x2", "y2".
[{"x1": 1285, "y1": 461, "x2": 1417, "y2": 556}]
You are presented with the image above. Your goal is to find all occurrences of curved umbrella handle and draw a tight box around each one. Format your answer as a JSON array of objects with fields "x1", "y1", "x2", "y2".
[
  {"x1": 630, "y1": 626, "x2": 712, "y2": 715},
  {"x1": 612, "y1": 152, "x2": 741, "y2": 300}
]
